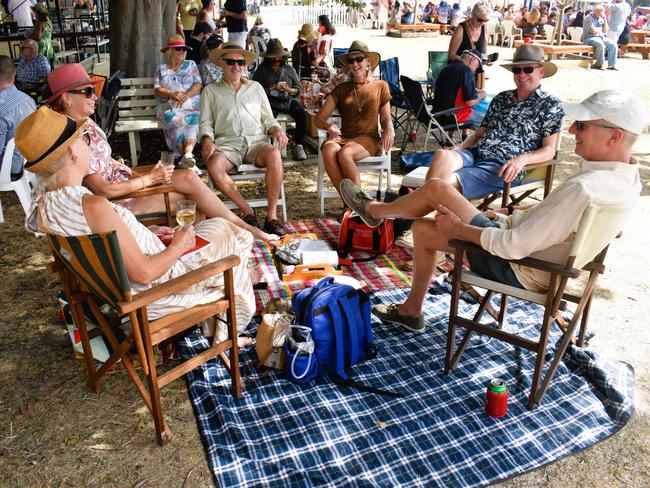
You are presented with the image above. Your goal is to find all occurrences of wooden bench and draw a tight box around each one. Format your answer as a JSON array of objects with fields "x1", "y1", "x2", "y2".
[
  {"x1": 513, "y1": 40, "x2": 594, "y2": 60},
  {"x1": 621, "y1": 43, "x2": 650, "y2": 60},
  {"x1": 114, "y1": 77, "x2": 161, "y2": 166},
  {"x1": 388, "y1": 23, "x2": 449, "y2": 38}
]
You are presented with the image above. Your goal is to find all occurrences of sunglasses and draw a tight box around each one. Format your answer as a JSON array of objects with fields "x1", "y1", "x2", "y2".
[
  {"x1": 173, "y1": 47, "x2": 187, "y2": 52},
  {"x1": 511, "y1": 66, "x2": 537, "y2": 74},
  {"x1": 574, "y1": 121, "x2": 619, "y2": 131},
  {"x1": 477, "y1": 18, "x2": 488, "y2": 23},
  {"x1": 68, "y1": 86, "x2": 95, "y2": 98},
  {"x1": 347, "y1": 56, "x2": 367, "y2": 64},
  {"x1": 224, "y1": 58, "x2": 247, "y2": 66},
  {"x1": 270, "y1": 58, "x2": 284, "y2": 63}
]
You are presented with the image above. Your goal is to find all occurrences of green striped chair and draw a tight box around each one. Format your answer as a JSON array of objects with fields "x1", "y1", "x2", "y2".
[{"x1": 48, "y1": 230, "x2": 242, "y2": 446}]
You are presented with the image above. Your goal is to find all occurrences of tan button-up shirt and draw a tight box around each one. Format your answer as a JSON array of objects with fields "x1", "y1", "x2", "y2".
[{"x1": 199, "y1": 79, "x2": 279, "y2": 151}]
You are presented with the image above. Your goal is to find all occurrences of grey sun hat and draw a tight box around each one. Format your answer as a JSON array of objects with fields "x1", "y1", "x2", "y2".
[
  {"x1": 501, "y1": 44, "x2": 558, "y2": 78},
  {"x1": 562, "y1": 90, "x2": 648, "y2": 135}
]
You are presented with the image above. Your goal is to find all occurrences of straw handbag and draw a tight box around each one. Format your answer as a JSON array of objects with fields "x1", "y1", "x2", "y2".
[{"x1": 256, "y1": 311, "x2": 293, "y2": 369}]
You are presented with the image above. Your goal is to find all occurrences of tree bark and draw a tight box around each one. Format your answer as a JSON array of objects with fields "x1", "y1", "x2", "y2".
[{"x1": 110, "y1": 0, "x2": 177, "y2": 77}]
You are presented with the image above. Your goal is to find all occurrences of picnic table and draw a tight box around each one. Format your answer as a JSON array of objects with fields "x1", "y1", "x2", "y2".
[
  {"x1": 623, "y1": 30, "x2": 650, "y2": 60},
  {"x1": 513, "y1": 40, "x2": 594, "y2": 60},
  {"x1": 388, "y1": 23, "x2": 451, "y2": 38}
]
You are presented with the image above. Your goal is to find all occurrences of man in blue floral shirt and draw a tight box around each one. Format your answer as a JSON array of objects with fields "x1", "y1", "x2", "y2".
[{"x1": 425, "y1": 44, "x2": 563, "y2": 200}]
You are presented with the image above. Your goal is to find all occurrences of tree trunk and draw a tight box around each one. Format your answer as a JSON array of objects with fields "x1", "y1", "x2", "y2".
[{"x1": 110, "y1": 0, "x2": 177, "y2": 77}]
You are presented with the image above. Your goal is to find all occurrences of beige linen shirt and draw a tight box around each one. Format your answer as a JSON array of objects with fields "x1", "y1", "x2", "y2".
[
  {"x1": 199, "y1": 79, "x2": 280, "y2": 151},
  {"x1": 480, "y1": 160, "x2": 641, "y2": 291}
]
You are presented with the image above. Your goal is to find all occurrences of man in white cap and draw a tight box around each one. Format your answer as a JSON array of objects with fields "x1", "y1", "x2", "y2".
[
  {"x1": 339, "y1": 90, "x2": 645, "y2": 332},
  {"x1": 424, "y1": 44, "x2": 563, "y2": 202}
]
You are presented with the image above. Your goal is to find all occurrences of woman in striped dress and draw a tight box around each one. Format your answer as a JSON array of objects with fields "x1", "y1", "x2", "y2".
[{"x1": 18, "y1": 107, "x2": 255, "y2": 343}]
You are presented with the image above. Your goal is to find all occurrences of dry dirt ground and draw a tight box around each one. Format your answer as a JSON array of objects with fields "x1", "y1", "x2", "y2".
[{"x1": 1, "y1": 24, "x2": 649, "y2": 488}]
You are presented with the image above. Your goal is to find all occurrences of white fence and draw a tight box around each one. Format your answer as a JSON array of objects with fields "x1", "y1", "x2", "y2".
[{"x1": 258, "y1": 6, "x2": 349, "y2": 26}]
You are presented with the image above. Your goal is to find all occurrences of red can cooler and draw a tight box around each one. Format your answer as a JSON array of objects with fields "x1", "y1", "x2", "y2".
[{"x1": 486, "y1": 378, "x2": 509, "y2": 418}]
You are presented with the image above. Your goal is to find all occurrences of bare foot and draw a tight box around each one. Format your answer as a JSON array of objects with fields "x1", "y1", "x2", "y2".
[{"x1": 247, "y1": 264, "x2": 263, "y2": 286}]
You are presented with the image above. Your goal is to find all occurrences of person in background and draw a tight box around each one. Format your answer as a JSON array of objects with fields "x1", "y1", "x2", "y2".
[
  {"x1": 32, "y1": 3, "x2": 55, "y2": 69},
  {"x1": 200, "y1": 34, "x2": 225, "y2": 86},
  {"x1": 582, "y1": 4, "x2": 618, "y2": 70},
  {"x1": 422, "y1": 2, "x2": 435, "y2": 23},
  {"x1": 401, "y1": 1, "x2": 414, "y2": 25},
  {"x1": 291, "y1": 23, "x2": 318, "y2": 79},
  {"x1": 178, "y1": 0, "x2": 203, "y2": 38},
  {"x1": 521, "y1": 7, "x2": 542, "y2": 36},
  {"x1": 15, "y1": 39, "x2": 50, "y2": 93},
  {"x1": 185, "y1": 21, "x2": 213, "y2": 64},
  {"x1": 448, "y1": 2, "x2": 488, "y2": 63},
  {"x1": 0, "y1": 55, "x2": 36, "y2": 180},
  {"x1": 607, "y1": 0, "x2": 632, "y2": 43},
  {"x1": 317, "y1": 14, "x2": 336, "y2": 36},
  {"x1": 253, "y1": 39, "x2": 307, "y2": 161},
  {"x1": 315, "y1": 14, "x2": 336, "y2": 68},
  {"x1": 503, "y1": 4, "x2": 517, "y2": 23},
  {"x1": 572, "y1": 10, "x2": 585, "y2": 28},
  {"x1": 154, "y1": 35, "x2": 202, "y2": 169},
  {"x1": 437, "y1": 1, "x2": 450, "y2": 26},
  {"x1": 8, "y1": 0, "x2": 33, "y2": 30},
  {"x1": 315, "y1": 41, "x2": 393, "y2": 203},
  {"x1": 247, "y1": 16, "x2": 271, "y2": 53},
  {"x1": 197, "y1": 0, "x2": 217, "y2": 31},
  {"x1": 222, "y1": 0, "x2": 248, "y2": 47}
]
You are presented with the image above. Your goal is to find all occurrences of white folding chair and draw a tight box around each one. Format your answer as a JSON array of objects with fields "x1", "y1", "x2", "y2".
[
  {"x1": 249, "y1": 35, "x2": 267, "y2": 72},
  {"x1": 316, "y1": 34, "x2": 334, "y2": 68},
  {"x1": 316, "y1": 120, "x2": 391, "y2": 215},
  {"x1": 0, "y1": 138, "x2": 32, "y2": 224}
]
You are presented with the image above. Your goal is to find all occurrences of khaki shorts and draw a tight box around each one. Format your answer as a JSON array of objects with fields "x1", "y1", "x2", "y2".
[{"x1": 217, "y1": 141, "x2": 271, "y2": 172}]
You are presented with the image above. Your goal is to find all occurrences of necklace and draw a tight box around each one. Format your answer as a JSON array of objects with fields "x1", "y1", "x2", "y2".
[{"x1": 352, "y1": 81, "x2": 369, "y2": 113}]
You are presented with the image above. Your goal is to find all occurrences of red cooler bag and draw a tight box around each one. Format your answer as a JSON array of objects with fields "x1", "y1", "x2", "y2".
[{"x1": 338, "y1": 210, "x2": 394, "y2": 257}]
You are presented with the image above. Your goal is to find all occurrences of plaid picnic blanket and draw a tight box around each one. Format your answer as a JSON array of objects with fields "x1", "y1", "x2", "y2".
[
  {"x1": 178, "y1": 284, "x2": 635, "y2": 487},
  {"x1": 252, "y1": 218, "x2": 413, "y2": 312}
]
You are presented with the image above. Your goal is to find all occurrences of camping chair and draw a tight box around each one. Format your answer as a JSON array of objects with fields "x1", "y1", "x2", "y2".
[
  {"x1": 47, "y1": 231, "x2": 242, "y2": 446},
  {"x1": 426, "y1": 51, "x2": 448, "y2": 96},
  {"x1": 474, "y1": 120, "x2": 564, "y2": 211},
  {"x1": 445, "y1": 203, "x2": 633, "y2": 409},
  {"x1": 379, "y1": 57, "x2": 410, "y2": 133},
  {"x1": 400, "y1": 75, "x2": 471, "y2": 152}
]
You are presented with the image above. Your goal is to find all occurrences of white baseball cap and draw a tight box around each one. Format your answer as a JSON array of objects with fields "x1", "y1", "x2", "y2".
[{"x1": 562, "y1": 90, "x2": 648, "y2": 135}]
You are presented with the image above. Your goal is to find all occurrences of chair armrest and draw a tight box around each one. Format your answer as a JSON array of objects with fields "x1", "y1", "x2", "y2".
[
  {"x1": 448, "y1": 239, "x2": 581, "y2": 278},
  {"x1": 116, "y1": 254, "x2": 241, "y2": 314},
  {"x1": 431, "y1": 106, "x2": 464, "y2": 118}
]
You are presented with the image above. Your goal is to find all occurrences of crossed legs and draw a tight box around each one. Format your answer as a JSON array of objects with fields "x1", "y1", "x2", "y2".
[
  {"x1": 425, "y1": 148, "x2": 465, "y2": 192},
  {"x1": 322, "y1": 140, "x2": 370, "y2": 196}
]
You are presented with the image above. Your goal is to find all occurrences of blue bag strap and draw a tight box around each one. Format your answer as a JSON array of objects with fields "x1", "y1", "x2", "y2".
[
  {"x1": 338, "y1": 295, "x2": 362, "y2": 365},
  {"x1": 327, "y1": 302, "x2": 349, "y2": 380},
  {"x1": 358, "y1": 290, "x2": 374, "y2": 345}
]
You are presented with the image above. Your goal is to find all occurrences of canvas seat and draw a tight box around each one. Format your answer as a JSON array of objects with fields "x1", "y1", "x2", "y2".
[
  {"x1": 379, "y1": 57, "x2": 410, "y2": 134},
  {"x1": 48, "y1": 231, "x2": 243, "y2": 445},
  {"x1": 426, "y1": 51, "x2": 448, "y2": 97},
  {"x1": 445, "y1": 204, "x2": 633, "y2": 409}
]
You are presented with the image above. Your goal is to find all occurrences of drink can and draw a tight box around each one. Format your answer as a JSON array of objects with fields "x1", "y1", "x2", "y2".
[{"x1": 485, "y1": 378, "x2": 509, "y2": 418}]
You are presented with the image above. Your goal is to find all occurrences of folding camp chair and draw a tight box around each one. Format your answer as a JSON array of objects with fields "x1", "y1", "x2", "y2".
[
  {"x1": 426, "y1": 51, "x2": 448, "y2": 96},
  {"x1": 379, "y1": 57, "x2": 410, "y2": 133},
  {"x1": 445, "y1": 203, "x2": 633, "y2": 409},
  {"x1": 48, "y1": 231, "x2": 242, "y2": 446},
  {"x1": 400, "y1": 75, "x2": 470, "y2": 152}
]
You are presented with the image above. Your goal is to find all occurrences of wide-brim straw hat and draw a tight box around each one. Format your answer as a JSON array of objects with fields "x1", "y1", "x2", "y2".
[
  {"x1": 297, "y1": 23, "x2": 318, "y2": 42},
  {"x1": 15, "y1": 107, "x2": 86, "y2": 174},
  {"x1": 45, "y1": 63, "x2": 102, "y2": 105},
  {"x1": 263, "y1": 39, "x2": 290, "y2": 58},
  {"x1": 209, "y1": 41, "x2": 256, "y2": 65},
  {"x1": 337, "y1": 41, "x2": 381, "y2": 70},
  {"x1": 160, "y1": 34, "x2": 192, "y2": 53},
  {"x1": 500, "y1": 44, "x2": 557, "y2": 78}
]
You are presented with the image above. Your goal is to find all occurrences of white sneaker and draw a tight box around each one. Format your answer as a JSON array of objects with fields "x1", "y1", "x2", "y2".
[
  {"x1": 293, "y1": 144, "x2": 307, "y2": 161},
  {"x1": 178, "y1": 154, "x2": 197, "y2": 169}
]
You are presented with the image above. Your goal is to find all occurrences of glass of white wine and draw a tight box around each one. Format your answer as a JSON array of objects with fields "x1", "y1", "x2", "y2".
[
  {"x1": 176, "y1": 200, "x2": 196, "y2": 228},
  {"x1": 161, "y1": 151, "x2": 174, "y2": 184}
]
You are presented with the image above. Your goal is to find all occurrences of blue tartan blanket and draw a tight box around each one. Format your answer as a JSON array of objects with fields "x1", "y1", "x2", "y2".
[{"x1": 178, "y1": 284, "x2": 634, "y2": 487}]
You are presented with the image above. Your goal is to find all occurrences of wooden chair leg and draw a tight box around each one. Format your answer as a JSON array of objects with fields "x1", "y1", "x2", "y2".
[
  {"x1": 445, "y1": 251, "x2": 465, "y2": 373},
  {"x1": 224, "y1": 268, "x2": 242, "y2": 398}
]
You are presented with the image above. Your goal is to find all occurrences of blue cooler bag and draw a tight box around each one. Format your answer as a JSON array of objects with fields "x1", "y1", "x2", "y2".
[{"x1": 285, "y1": 278, "x2": 374, "y2": 383}]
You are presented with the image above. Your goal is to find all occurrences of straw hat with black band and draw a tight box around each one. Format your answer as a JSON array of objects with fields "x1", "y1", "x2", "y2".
[
  {"x1": 263, "y1": 39, "x2": 291, "y2": 58},
  {"x1": 337, "y1": 41, "x2": 381, "y2": 71},
  {"x1": 15, "y1": 107, "x2": 86, "y2": 174},
  {"x1": 209, "y1": 41, "x2": 256, "y2": 65},
  {"x1": 500, "y1": 44, "x2": 557, "y2": 78}
]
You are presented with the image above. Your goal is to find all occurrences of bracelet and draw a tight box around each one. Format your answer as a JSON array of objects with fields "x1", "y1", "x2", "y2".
[{"x1": 139, "y1": 176, "x2": 146, "y2": 189}]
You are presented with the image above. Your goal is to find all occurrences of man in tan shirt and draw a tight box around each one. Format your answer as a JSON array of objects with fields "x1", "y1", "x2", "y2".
[{"x1": 340, "y1": 90, "x2": 646, "y2": 332}]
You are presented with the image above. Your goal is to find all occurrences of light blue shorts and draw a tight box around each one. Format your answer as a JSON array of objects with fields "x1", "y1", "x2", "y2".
[{"x1": 455, "y1": 147, "x2": 522, "y2": 200}]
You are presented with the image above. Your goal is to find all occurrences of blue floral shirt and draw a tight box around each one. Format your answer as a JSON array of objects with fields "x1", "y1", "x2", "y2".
[{"x1": 476, "y1": 87, "x2": 563, "y2": 162}]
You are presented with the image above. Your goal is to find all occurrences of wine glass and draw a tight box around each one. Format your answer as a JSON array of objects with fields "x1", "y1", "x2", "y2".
[
  {"x1": 161, "y1": 151, "x2": 174, "y2": 184},
  {"x1": 176, "y1": 200, "x2": 196, "y2": 228}
]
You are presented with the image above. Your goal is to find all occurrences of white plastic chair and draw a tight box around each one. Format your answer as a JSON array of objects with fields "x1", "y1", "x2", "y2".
[
  {"x1": 486, "y1": 20, "x2": 500, "y2": 45},
  {"x1": 0, "y1": 138, "x2": 32, "y2": 224},
  {"x1": 567, "y1": 27, "x2": 583, "y2": 43},
  {"x1": 249, "y1": 35, "x2": 266, "y2": 72},
  {"x1": 316, "y1": 118, "x2": 392, "y2": 215},
  {"x1": 501, "y1": 20, "x2": 523, "y2": 47}
]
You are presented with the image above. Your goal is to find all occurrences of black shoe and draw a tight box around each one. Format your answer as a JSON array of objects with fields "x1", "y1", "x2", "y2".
[
  {"x1": 486, "y1": 52, "x2": 499, "y2": 63},
  {"x1": 263, "y1": 218, "x2": 285, "y2": 236},
  {"x1": 242, "y1": 211, "x2": 259, "y2": 229}
]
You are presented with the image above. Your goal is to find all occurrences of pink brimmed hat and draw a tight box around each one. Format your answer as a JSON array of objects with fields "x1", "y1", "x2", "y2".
[
  {"x1": 45, "y1": 63, "x2": 102, "y2": 105},
  {"x1": 160, "y1": 34, "x2": 192, "y2": 53}
]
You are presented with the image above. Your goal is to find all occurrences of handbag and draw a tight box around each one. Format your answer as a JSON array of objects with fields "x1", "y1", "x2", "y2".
[
  {"x1": 338, "y1": 210, "x2": 394, "y2": 258},
  {"x1": 256, "y1": 311, "x2": 293, "y2": 369}
]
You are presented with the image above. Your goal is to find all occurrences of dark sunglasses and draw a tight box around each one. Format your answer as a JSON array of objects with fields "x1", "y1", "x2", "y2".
[
  {"x1": 347, "y1": 56, "x2": 367, "y2": 64},
  {"x1": 173, "y1": 47, "x2": 187, "y2": 52},
  {"x1": 511, "y1": 66, "x2": 536, "y2": 74},
  {"x1": 477, "y1": 18, "x2": 488, "y2": 23},
  {"x1": 224, "y1": 58, "x2": 247, "y2": 66},
  {"x1": 270, "y1": 58, "x2": 284, "y2": 63},
  {"x1": 574, "y1": 121, "x2": 619, "y2": 131},
  {"x1": 68, "y1": 86, "x2": 95, "y2": 98}
]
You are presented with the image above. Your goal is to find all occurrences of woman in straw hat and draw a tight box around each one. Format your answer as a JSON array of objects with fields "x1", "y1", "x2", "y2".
[
  {"x1": 253, "y1": 39, "x2": 307, "y2": 161},
  {"x1": 45, "y1": 63, "x2": 277, "y2": 243},
  {"x1": 315, "y1": 41, "x2": 393, "y2": 203},
  {"x1": 291, "y1": 23, "x2": 319, "y2": 79},
  {"x1": 17, "y1": 107, "x2": 258, "y2": 342},
  {"x1": 154, "y1": 34, "x2": 202, "y2": 169}
]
